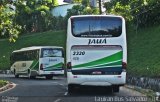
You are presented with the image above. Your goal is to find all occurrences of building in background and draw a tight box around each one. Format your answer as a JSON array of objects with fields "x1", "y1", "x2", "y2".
[
  {"x1": 52, "y1": 0, "x2": 110, "y2": 17},
  {"x1": 51, "y1": 4, "x2": 76, "y2": 17}
]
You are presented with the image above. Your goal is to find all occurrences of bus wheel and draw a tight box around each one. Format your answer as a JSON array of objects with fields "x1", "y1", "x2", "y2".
[
  {"x1": 30, "y1": 76, "x2": 36, "y2": 79},
  {"x1": 14, "y1": 69, "x2": 19, "y2": 78},
  {"x1": 45, "y1": 75, "x2": 53, "y2": 79},
  {"x1": 28, "y1": 69, "x2": 35, "y2": 79},
  {"x1": 113, "y1": 86, "x2": 120, "y2": 93},
  {"x1": 68, "y1": 84, "x2": 74, "y2": 94}
]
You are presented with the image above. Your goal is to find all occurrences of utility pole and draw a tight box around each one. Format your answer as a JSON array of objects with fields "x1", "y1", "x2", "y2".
[{"x1": 98, "y1": 0, "x2": 102, "y2": 14}]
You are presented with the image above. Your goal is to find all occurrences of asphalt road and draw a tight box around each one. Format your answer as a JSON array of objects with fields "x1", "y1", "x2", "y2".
[{"x1": 0, "y1": 74, "x2": 145, "y2": 102}]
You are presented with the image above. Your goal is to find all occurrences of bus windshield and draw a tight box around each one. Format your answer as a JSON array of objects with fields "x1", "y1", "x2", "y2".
[
  {"x1": 41, "y1": 48, "x2": 62, "y2": 57},
  {"x1": 71, "y1": 16, "x2": 122, "y2": 37}
]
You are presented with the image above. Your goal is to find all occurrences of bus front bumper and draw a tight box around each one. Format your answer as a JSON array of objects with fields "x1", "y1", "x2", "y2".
[{"x1": 39, "y1": 70, "x2": 64, "y2": 75}]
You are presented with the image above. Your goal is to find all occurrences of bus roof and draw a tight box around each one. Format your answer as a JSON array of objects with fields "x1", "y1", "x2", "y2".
[
  {"x1": 70, "y1": 15, "x2": 124, "y2": 19},
  {"x1": 12, "y1": 46, "x2": 63, "y2": 53}
]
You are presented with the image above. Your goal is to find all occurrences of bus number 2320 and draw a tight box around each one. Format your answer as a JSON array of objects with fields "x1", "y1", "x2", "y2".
[{"x1": 73, "y1": 51, "x2": 85, "y2": 55}]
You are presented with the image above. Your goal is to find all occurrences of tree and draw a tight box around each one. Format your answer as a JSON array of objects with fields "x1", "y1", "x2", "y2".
[
  {"x1": 66, "y1": 0, "x2": 99, "y2": 19},
  {"x1": 98, "y1": 0, "x2": 102, "y2": 14},
  {"x1": 15, "y1": 0, "x2": 58, "y2": 33},
  {"x1": 73, "y1": 0, "x2": 82, "y2": 3},
  {"x1": 104, "y1": 0, "x2": 160, "y2": 27},
  {"x1": 0, "y1": 0, "x2": 21, "y2": 42},
  {"x1": 1, "y1": 0, "x2": 59, "y2": 41}
]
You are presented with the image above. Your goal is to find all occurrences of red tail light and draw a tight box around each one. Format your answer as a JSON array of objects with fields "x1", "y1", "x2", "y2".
[
  {"x1": 122, "y1": 62, "x2": 127, "y2": 69},
  {"x1": 40, "y1": 64, "x2": 43, "y2": 70},
  {"x1": 67, "y1": 62, "x2": 72, "y2": 69}
]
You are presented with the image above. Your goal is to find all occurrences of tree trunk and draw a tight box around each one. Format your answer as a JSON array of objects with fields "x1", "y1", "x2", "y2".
[{"x1": 98, "y1": 0, "x2": 102, "y2": 14}]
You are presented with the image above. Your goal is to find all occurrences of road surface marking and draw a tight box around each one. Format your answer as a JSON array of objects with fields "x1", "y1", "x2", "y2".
[
  {"x1": 59, "y1": 84, "x2": 64, "y2": 86},
  {"x1": 64, "y1": 92, "x2": 68, "y2": 96},
  {"x1": 54, "y1": 98, "x2": 61, "y2": 102},
  {"x1": 52, "y1": 82, "x2": 58, "y2": 83}
]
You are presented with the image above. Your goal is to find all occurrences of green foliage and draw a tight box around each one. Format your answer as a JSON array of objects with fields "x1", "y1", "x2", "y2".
[
  {"x1": 106, "y1": 2, "x2": 132, "y2": 21},
  {"x1": 66, "y1": 2, "x2": 99, "y2": 19},
  {"x1": 65, "y1": 5, "x2": 83, "y2": 19},
  {"x1": 81, "y1": 0, "x2": 90, "y2": 6},
  {"x1": 83, "y1": 7, "x2": 94, "y2": 14},
  {"x1": 36, "y1": 5, "x2": 50, "y2": 11},
  {"x1": 53, "y1": 0, "x2": 59, "y2": 7},
  {"x1": 0, "y1": 0, "x2": 59, "y2": 40},
  {"x1": 0, "y1": 1, "x2": 21, "y2": 42},
  {"x1": 127, "y1": 25, "x2": 160, "y2": 77},
  {"x1": 14, "y1": 0, "x2": 56, "y2": 33},
  {"x1": 104, "y1": 0, "x2": 160, "y2": 27},
  {"x1": 0, "y1": 80, "x2": 8, "y2": 87},
  {"x1": 73, "y1": 0, "x2": 82, "y2": 3},
  {"x1": 49, "y1": 16, "x2": 66, "y2": 30},
  {"x1": 132, "y1": 0, "x2": 160, "y2": 27}
]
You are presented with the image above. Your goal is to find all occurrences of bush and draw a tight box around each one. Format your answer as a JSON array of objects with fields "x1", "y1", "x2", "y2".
[
  {"x1": 0, "y1": 80, "x2": 8, "y2": 88},
  {"x1": 104, "y1": 0, "x2": 160, "y2": 28}
]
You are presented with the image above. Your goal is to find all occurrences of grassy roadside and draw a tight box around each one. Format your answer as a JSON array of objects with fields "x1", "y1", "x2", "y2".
[
  {"x1": 127, "y1": 25, "x2": 160, "y2": 77},
  {"x1": 126, "y1": 85, "x2": 157, "y2": 101}
]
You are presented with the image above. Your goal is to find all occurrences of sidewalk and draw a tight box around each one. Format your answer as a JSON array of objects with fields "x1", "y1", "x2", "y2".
[
  {"x1": 0, "y1": 82, "x2": 16, "y2": 93},
  {"x1": 125, "y1": 85, "x2": 160, "y2": 102}
]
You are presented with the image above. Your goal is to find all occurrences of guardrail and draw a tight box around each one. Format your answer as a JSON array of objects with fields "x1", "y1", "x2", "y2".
[{"x1": 127, "y1": 76, "x2": 160, "y2": 92}]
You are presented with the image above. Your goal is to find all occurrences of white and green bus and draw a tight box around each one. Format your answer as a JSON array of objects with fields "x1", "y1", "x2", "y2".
[
  {"x1": 66, "y1": 15, "x2": 127, "y2": 93},
  {"x1": 10, "y1": 46, "x2": 64, "y2": 79}
]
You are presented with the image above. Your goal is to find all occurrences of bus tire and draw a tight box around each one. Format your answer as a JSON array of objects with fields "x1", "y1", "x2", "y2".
[
  {"x1": 14, "y1": 69, "x2": 19, "y2": 78},
  {"x1": 45, "y1": 75, "x2": 53, "y2": 79},
  {"x1": 113, "y1": 86, "x2": 119, "y2": 93},
  {"x1": 68, "y1": 84, "x2": 74, "y2": 94},
  {"x1": 28, "y1": 69, "x2": 35, "y2": 79},
  {"x1": 30, "y1": 76, "x2": 36, "y2": 79}
]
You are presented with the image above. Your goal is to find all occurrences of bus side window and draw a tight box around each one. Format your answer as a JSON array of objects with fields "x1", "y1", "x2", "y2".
[
  {"x1": 36, "y1": 50, "x2": 39, "y2": 59},
  {"x1": 31, "y1": 50, "x2": 35, "y2": 60},
  {"x1": 21, "y1": 51, "x2": 25, "y2": 61},
  {"x1": 24, "y1": 51, "x2": 27, "y2": 61},
  {"x1": 16, "y1": 52, "x2": 20, "y2": 61}
]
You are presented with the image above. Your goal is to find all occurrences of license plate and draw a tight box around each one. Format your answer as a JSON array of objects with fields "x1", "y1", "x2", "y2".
[{"x1": 92, "y1": 71, "x2": 102, "y2": 75}]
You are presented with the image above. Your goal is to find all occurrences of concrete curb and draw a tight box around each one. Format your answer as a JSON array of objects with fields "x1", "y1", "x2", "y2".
[
  {"x1": 125, "y1": 85, "x2": 143, "y2": 92},
  {"x1": 125, "y1": 85, "x2": 153, "y2": 96},
  {"x1": 0, "y1": 82, "x2": 16, "y2": 93},
  {"x1": 125, "y1": 85, "x2": 160, "y2": 102}
]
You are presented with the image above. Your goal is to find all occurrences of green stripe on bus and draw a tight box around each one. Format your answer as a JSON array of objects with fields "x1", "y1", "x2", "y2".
[
  {"x1": 73, "y1": 51, "x2": 122, "y2": 68},
  {"x1": 43, "y1": 62, "x2": 63, "y2": 70},
  {"x1": 53, "y1": 62, "x2": 63, "y2": 68},
  {"x1": 85, "y1": 60, "x2": 122, "y2": 69},
  {"x1": 72, "y1": 65, "x2": 122, "y2": 70},
  {"x1": 30, "y1": 60, "x2": 39, "y2": 70}
]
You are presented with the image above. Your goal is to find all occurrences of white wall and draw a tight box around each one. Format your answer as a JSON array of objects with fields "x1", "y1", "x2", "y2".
[{"x1": 51, "y1": 4, "x2": 76, "y2": 17}]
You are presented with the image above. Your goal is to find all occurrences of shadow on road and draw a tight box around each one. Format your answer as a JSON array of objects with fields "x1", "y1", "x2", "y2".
[
  {"x1": 8, "y1": 76, "x2": 65, "y2": 81},
  {"x1": 68, "y1": 86, "x2": 114, "y2": 96}
]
